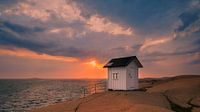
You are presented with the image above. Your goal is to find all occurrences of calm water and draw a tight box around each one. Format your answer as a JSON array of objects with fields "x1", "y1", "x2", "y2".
[{"x1": 0, "y1": 79, "x2": 106, "y2": 112}]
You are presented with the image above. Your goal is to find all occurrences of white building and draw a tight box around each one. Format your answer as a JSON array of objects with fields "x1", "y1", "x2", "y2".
[{"x1": 103, "y1": 56, "x2": 143, "y2": 90}]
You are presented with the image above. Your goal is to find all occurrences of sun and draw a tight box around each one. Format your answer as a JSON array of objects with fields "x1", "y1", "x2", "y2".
[
  {"x1": 85, "y1": 60, "x2": 103, "y2": 68},
  {"x1": 89, "y1": 60, "x2": 97, "y2": 67}
]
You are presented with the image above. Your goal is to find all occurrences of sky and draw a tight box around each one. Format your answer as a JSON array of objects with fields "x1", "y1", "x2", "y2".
[{"x1": 0, "y1": 0, "x2": 200, "y2": 79}]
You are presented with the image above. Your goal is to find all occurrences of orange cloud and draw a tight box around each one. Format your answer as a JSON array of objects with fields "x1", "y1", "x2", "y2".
[
  {"x1": 86, "y1": 15, "x2": 134, "y2": 36},
  {"x1": 0, "y1": 48, "x2": 78, "y2": 62},
  {"x1": 140, "y1": 36, "x2": 173, "y2": 51}
]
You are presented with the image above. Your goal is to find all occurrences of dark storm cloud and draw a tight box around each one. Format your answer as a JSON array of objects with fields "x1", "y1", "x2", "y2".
[
  {"x1": 0, "y1": 28, "x2": 48, "y2": 52},
  {"x1": 0, "y1": 28, "x2": 89, "y2": 59},
  {"x1": 0, "y1": 20, "x2": 49, "y2": 52},
  {"x1": 140, "y1": 1, "x2": 199, "y2": 67},
  {"x1": 0, "y1": 0, "x2": 200, "y2": 78},
  {"x1": 194, "y1": 37, "x2": 200, "y2": 45},
  {"x1": 77, "y1": 0, "x2": 190, "y2": 35},
  {"x1": 0, "y1": 28, "x2": 88, "y2": 58},
  {"x1": 44, "y1": 46, "x2": 89, "y2": 58},
  {"x1": 0, "y1": 20, "x2": 89, "y2": 58},
  {"x1": 1, "y1": 21, "x2": 45, "y2": 34},
  {"x1": 63, "y1": 47, "x2": 88, "y2": 57},
  {"x1": 176, "y1": 9, "x2": 200, "y2": 32},
  {"x1": 0, "y1": 0, "x2": 199, "y2": 61},
  {"x1": 0, "y1": 0, "x2": 19, "y2": 5}
]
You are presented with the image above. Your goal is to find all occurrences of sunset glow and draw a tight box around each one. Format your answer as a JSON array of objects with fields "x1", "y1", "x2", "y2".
[
  {"x1": 0, "y1": 48, "x2": 78, "y2": 62},
  {"x1": 0, "y1": 0, "x2": 200, "y2": 79},
  {"x1": 85, "y1": 60, "x2": 103, "y2": 69}
]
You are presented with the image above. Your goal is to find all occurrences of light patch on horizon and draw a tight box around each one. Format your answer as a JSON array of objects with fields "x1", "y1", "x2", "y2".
[
  {"x1": 86, "y1": 14, "x2": 134, "y2": 36},
  {"x1": 0, "y1": 48, "x2": 78, "y2": 62}
]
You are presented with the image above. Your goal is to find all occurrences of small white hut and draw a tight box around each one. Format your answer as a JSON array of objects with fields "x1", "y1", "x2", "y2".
[{"x1": 103, "y1": 56, "x2": 143, "y2": 90}]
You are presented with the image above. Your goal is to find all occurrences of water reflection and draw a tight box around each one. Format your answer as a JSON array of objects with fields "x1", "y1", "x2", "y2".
[{"x1": 0, "y1": 79, "x2": 106, "y2": 111}]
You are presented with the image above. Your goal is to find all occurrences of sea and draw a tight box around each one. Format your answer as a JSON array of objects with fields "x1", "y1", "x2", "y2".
[{"x1": 0, "y1": 79, "x2": 106, "y2": 112}]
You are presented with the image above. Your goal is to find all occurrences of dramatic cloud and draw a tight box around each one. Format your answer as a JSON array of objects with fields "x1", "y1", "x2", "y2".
[
  {"x1": 175, "y1": 0, "x2": 200, "y2": 36},
  {"x1": 1, "y1": 21, "x2": 44, "y2": 34},
  {"x1": 0, "y1": 0, "x2": 200, "y2": 78},
  {"x1": 2, "y1": 0, "x2": 84, "y2": 22},
  {"x1": 86, "y1": 15, "x2": 134, "y2": 36},
  {"x1": 0, "y1": 48, "x2": 78, "y2": 62},
  {"x1": 1, "y1": 0, "x2": 133, "y2": 36},
  {"x1": 0, "y1": 20, "x2": 49, "y2": 52}
]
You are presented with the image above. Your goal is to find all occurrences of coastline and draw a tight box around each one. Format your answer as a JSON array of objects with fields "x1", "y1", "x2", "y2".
[{"x1": 30, "y1": 75, "x2": 200, "y2": 112}]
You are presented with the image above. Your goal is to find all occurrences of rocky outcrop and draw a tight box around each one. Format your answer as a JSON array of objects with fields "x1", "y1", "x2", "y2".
[{"x1": 147, "y1": 75, "x2": 200, "y2": 112}]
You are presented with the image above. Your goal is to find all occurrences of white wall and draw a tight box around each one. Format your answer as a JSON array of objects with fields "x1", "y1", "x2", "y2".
[
  {"x1": 126, "y1": 61, "x2": 139, "y2": 90},
  {"x1": 108, "y1": 67, "x2": 127, "y2": 90}
]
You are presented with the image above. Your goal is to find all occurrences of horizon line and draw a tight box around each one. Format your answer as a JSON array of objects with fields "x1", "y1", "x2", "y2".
[{"x1": 0, "y1": 74, "x2": 199, "y2": 80}]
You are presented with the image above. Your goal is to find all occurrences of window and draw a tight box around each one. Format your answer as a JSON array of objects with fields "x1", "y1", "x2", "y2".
[
  {"x1": 129, "y1": 73, "x2": 132, "y2": 78},
  {"x1": 113, "y1": 73, "x2": 118, "y2": 80}
]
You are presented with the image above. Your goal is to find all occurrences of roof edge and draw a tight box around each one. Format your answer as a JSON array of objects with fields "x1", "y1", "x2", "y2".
[{"x1": 103, "y1": 56, "x2": 143, "y2": 68}]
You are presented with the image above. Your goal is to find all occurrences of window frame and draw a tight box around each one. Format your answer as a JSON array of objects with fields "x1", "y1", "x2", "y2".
[{"x1": 112, "y1": 73, "x2": 118, "y2": 80}]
